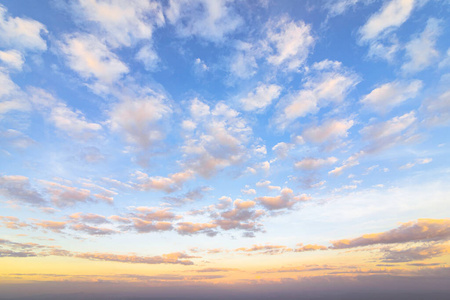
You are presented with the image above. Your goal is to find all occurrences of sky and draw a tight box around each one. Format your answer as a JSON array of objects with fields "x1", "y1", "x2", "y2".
[{"x1": 0, "y1": 0, "x2": 450, "y2": 299}]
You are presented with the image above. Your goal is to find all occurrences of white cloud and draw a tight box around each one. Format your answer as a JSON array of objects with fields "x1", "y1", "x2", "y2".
[
  {"x1": 194, "y1": 58, "x2": 209, "y2": 72},
  {"x1": 0, "y1": 129, "x2": 35, "y2": 149},
  {"x1": 421, "y1": 89, "x2": 450, "y2": 126},
  {"x1": 0, "y1": 69, "x2": 29, "y2": 116},
  {"x1": 366, "y1": 37, "x2": 400, "y2": 62},
  {"x1": 361, "y1": 80, "x2": 422, "y2": 113},
  {"x1": 328, "y1": 151, "x2": 363, "y2": 176},
  {"x1": 190, "y1": 98, "x2": 211, "y2": 119},
  {"x1": 274, "y1": 61, "x2": 359, "y2": 129},
  {"x1": 399, "y1": 158, "x2": 432, "y2": 169},
  {"x1": 439, "y1": 48, "x2": 450, "y2": 69},
  {"x1": 29, "y1": 87, "x2": 102, "y2": 139},
  {"x1": 182, "y1": 100, "x2": 252, "y2": 177},
  {"x1": 295, "y1": 157, "x2": 338, "y2": 170},
  {"x1": 360, "y1": 111, "x2": 416, "y2": 142},
  {"x1": 0, "y1": 5, "x2": 47, "y2": 51},
  {"x1": 74, "y1": 0, "x2": 164, "y2": 48},
  {"x1": 241, "y1": 188, "x2": 256, "y2": 195},
  {"x1": 359, "y1": 0, "x2": 415, "y2": 42},
  {"x1": 59, "y1": 33, "x2": 129, "y2": 89},
  {"x1": 165, "y1": 0, "x2": 242, "y2": 42},
  {"x1": 330, "y1": 112, "x2": 419, "y2": 176},
  {"x1": 401, "y1": 18, "x2": 442, "y2": 74},
  {"x1": 240, "y1": 83, "x2": 281, "y2": 112},
  {"x1": 324, "y1": 0, "x2": 361, "y2": 17},
  {"x1": 266, "y1": 17, "x2": 314, "y2": 70},
  {"x1": 255, "y1": 180, "x2": 281, "y2": 191},
  {"x1": 109, "y1": 92, "x2": 171, "y2": 149},
  {"x1": 0, "y1": 50, "x2": 24, "y2": 71},
  {"x1": 136, "y1": 44, "x2": 159, "y2": 71},
  {"x1": 301, "y1": 119, "x2": 354, "y2": 144},
  {"x1": 272, "y1": 142, "x2": 294, "y2": 159},
  {"x1": 357, "y1": 0, "x2": 421, "y2": 62},
  {"x1": 229, "y1": 41, "x2": 259, "y2": 79},
  {"x1": 253, "y1": 145, "x2": 267, "y2": 156}
]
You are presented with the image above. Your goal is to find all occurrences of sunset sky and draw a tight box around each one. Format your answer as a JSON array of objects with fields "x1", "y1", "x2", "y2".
[{"x1": 1, "y1": 0, "x2": 450, "y2": 299}]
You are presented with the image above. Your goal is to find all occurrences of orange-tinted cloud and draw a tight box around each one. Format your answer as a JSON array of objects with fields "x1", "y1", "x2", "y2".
[{"x1": 330, "y1": 218, "x2": 450, "y2": 249}]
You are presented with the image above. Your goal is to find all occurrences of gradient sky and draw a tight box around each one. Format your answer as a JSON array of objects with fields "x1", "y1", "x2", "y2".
[{"x1": 1, "y1": 0, "x2": 450, "y2": 299}]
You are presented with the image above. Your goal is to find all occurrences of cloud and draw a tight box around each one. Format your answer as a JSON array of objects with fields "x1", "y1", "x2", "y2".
[
  {"x1": 330, "y1": 111, "x2": 418, "y2": 176},
  {"x1": 439, "y1": 48, "x2": 450, "y2": 69},
  {"x1": 301, "y1": 119, "x2": 354, "y2": 144},
  {"x1": 182, "y1": 100, "x2": 252, "y2": 177},
  {"x1": 0, "y1": 4, "x2": 47, "y2": 51},
  {"x1": 229, "y1": 41, "x2": 260, "y2": 79},
  {"x1": 59, "y1": 33, "x2": 128, "y2": 90},
  {"x1": 266, "y1": 16, "x2": 314, "y2": 70},
  {"x1": 28, "y1": 87, "x2": 102, "y2": 139},
  {"x1": 382, "y1": 243, "x2": 450, "y2": 263},
  {"x1": 330, "y1": 219, "x2": 450, "y2": 249},
  {"x1": 73, "y1": 0, "x2": 164, "y2": 48},
  {"x1": 34, "y1": 220, "x2": 68, "y2": 233},
  {"x1": 176, "y1": 222, "x2": 218, "y2": 236},
  {"x1": 109, "y1": 92, "x2": 171, "y2": 150},
  {"x1": 134, "y1": 170, "x2": 194, "y2": 193},
  {"x1": 272, "y1": 142, "x2": 294, "y2": 159},
  {"x1": 399, "y1": 158, "x2": 432, "y2": 170},
  {"x1": 241, "y1": 188, "x2": 256, "y2": 195},
  {"x1": 205, "y1": 197, "x2": 266, "y2": 235},
  {"x1": 111, "y1": 207, "x2": 178, "y2": 233},
  {"x1": 130, "y1": 206, "x2": 181, "y2": 221},
  {"x1": 163, "y1": 186, "x2": 211, "y2": 206},
  {"x1": 0, "y1": 216, "x2": 30, "y2": 230},
  {"x1": 40, "y1": 180, "x2": 91, "y2": 208},
  {"x1": 402, "y1": 18, "x2": 441, "y2": 74},
  {"x1": 359, "y1": 0, "x2": 415, "y2": 42},
  {"x1": 274, "y1": 61, "x2": 359, "y2": 129},
  {"x1": 357, "y1": 0, "x2": 420, "y2": 62},
  {"x1": 0, "y1": 129, "x2": 36, "y2": 149},
  {"x1": 0, "y1": 50, "x2": 24, "y2": 71},
  {"x1": 255, "y1": 180, "x2": 281, "y2": 191},
  {"x1": 129, "y1": 218, "x2": 173, "y2": 233},
  {"x1": 328, "y1": 151, "x2": 362, "y2": 176},
  {"x1": 0, "y1": 175, "x2": 46, "y2": 206},
  {"x1": 0, "y1": 69, "x2": 29, "y2": 116},
  {"x1": 324, "y1": 0, "x2": 363, "y2": 17},
  {"x1": 78, "y1": 147, "x2": 105, "y2": 163},
  {"x1": 361, "y1": 80, "x2": 423, "y2": 114},
  {"x1": 1, "y1": 237, "x2": 198, "y2": 265},
  {"x1": 240, "y1": 83, "x2": 281, "y2": 112},
  {"x1": 71, "y1": 223, "x2": 118, "y2": 235},
  {"x1": 295, "y1": 244, "x2": 328, "y2": 252},
  {"x1": 359, "y1": 111, "x2": 417, "y2": 152},
  {"x1": 421, "y1": 89, "x2": 450, "y2": 126},
  {"x1": 195, "y1": 267, "x2": 238, "y2": 272},
  {"x1": 235, "y1": 244, "x2": 291, "y2": 255},
  {"x1": 75, "y1": 251, "x2": 196, "y2": 265},
  {"x1": 256, "y1": 188, "x2": 310, "y2": 210},
  {"x1": 165, "y1": 0, "x2": 242, "y2": 42},
  {"x1": 69, "y1": 213, "x2": 110, "y2": 224},
  {"x1": 295, "y1": 157, "x2": 338, "y2": 171},
  {"x1": 136, "y1": 44, "x2": 159, "y2": 70}
]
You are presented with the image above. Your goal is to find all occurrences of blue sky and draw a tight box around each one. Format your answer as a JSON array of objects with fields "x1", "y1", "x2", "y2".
[{"x1": 1, "y1": 0, "x2": 450, "y2": 298}]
